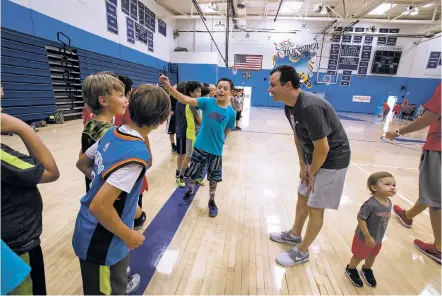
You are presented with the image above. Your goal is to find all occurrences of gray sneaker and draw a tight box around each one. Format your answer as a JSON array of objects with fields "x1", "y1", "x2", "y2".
[
  {"x1": 276, "y1": 246, "x2": 309, "y2": 267},
  {"x1": 270, "y1": 231, "x2": 302, "y2": 245},
  {"x1": 126, "y1": 274, "x2": 140, "y2": 295}
]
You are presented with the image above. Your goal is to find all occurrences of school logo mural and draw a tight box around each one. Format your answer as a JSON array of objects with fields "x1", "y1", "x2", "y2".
[{"x1": 272, "y1": 40, "x2": 319, "y2": 88}]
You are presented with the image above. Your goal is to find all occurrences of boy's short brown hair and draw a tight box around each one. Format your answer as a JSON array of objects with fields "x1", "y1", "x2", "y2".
[
  {"x1": 82, "y1": 73, "x2": 124, "y2": 115},
  {"x1": 128, "y1": 84, "x2": 171, "y2": 128}
]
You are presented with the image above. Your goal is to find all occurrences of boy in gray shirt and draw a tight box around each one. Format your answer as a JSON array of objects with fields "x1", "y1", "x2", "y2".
[{"x1": 346, "y1": 172, "x2": 395, "y2": 288}]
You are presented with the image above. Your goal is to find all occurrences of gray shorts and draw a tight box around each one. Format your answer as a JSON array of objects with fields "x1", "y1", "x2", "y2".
[
  {"x1": 418, "y1": 150, "x2": 441, "y2": 209},
  {"x1": 298, "y1": 167, "x2": 348, "y2": 210},
  {"x1": 186, "y1": 138, "x2": 195, "y2": 158}
]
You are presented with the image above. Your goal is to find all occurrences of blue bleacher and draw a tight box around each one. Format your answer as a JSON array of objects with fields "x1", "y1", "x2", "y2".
[
  {"x1": 1, "y1": 27, "x2": 178, "y2": 122},
  {"x1": 1, "y1": 28, "x2": 56, "y2": 122}
]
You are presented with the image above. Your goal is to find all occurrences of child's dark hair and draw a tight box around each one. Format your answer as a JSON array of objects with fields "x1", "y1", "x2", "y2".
[
  {"x1": 118, "y1": 75, "x2": 133, "y2": 96},
  {"x1": 128, "y1": 84, "x2": 171, "y2": 128},
  {"x1": 176, "y1": 81, "x2": 187, "y2": 95},
  {"x1": 367, "y1": 172, "x2": 394, "y2": 194},
  {"x1": 217, "y1": 78, "x2": 234, "y2": 90},
  {"x1": 201, "y1": 83, "x2": 210, "y2": 97},
  {"x1": 185, "y1": 81, "x2": 202, "y2": 96}
]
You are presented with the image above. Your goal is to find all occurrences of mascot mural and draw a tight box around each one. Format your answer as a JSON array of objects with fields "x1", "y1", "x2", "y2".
[{"x1": 272, "y1": 40, "x2": 319, "y2": 88}]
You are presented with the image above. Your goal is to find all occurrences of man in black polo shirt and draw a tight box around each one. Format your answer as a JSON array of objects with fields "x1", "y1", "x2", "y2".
[{"x1": 268, "y1": 65, "x2": 351, "y2": 266}]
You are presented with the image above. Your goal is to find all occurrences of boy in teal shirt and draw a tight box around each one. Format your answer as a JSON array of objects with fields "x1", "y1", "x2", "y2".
[{"x1": 160, "y1": 75, "x2": 236, "y2": 217}]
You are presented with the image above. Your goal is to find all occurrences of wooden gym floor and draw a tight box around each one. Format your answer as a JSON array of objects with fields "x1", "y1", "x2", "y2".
[{"x1": 2, "y1": 107, "x2": 441, "y2": 295}]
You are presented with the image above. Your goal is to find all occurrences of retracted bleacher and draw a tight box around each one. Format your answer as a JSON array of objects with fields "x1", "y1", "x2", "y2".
[
  {"x1": 1, "y1": 28, "x2": 56, "y2": 122},
  {"x1": 78, "y1": 50, "x2": 178, "y2": 87},
  {"x1": 1, "y1": 27, "x2": 179, "y2": 122}
]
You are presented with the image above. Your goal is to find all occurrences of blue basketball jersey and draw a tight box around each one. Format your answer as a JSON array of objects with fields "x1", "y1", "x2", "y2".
[{"x1": 72, "y1": 127, "x2": 149, "y2": 266}]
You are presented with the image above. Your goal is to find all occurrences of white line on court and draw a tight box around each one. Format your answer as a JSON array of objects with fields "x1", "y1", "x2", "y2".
[
  {"x1": 352, "y1": 163, "x2": 418, "y2": 171},
  {"x1": 350, "y1": 161, "x2": 429, "y2": 216}
]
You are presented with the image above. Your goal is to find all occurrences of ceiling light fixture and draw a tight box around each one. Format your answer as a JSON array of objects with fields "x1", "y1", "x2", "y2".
[
  {"x1": 313, "y1": 3, "x2": 322, "y2": 13},
  {"x1": 422, "y1": 2, "x2": 435, "y2": 8},
  {"x1": 410, "y1": 5, "x2": 419, "y2": 15},
  {"x1": 208, "y1": 2, "x2": 218, "y2": 11},
  {"x1": 403, "y1": 5, "x2": 419, "y2": 16},
  {"x1": 368, "y1": 3, "x2": 397, "y2": 15},
  {"x1": 312, "y1": 3, "x2": 330, "y2": 14}
]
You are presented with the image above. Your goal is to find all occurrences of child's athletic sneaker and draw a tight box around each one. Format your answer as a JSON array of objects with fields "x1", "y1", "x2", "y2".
[{"x1": 345, "y1": 265, "x2": 363, "y2": 287}]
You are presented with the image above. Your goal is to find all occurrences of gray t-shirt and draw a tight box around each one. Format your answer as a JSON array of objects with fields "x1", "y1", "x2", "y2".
[
  {"x1": 234, "y1": 95, "x2": 244, "y2": 111},
  {"x1": 284, "y1": 91, "x2": 351, "y2": 169},
  {"x1": 355, "y1": 196, "x2": 392, "y2": 245}
]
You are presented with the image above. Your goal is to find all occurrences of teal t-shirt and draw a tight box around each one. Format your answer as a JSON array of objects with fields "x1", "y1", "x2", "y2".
[{"x1": 194, "y1": 97, "x2": 236, "y2": 156}]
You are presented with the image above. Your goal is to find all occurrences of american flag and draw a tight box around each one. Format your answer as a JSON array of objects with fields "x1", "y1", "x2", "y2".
[{"x1": 234, "y1": 54, "x2": 263, "y2": 70}]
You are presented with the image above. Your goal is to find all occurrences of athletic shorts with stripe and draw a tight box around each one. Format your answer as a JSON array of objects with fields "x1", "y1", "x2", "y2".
[
  {"x1": 187, "y1": 147, "x2": 222, "y2": 183},
  {"x1": 79, "y1": 254, "x2": 129, "y2": 295}
]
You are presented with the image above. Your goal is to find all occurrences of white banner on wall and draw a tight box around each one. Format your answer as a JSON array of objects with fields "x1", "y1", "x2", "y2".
[{"x1": 352, "y1": 95, "x2": 371, "y2": 103}]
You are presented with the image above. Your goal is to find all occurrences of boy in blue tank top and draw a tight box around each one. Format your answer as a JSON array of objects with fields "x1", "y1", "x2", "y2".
[
  {"x1": 159, "y1": 75, "x2": 236, "y2": 217},
  {"x1": 73, "y1": 85, "x2": 171, "y2": 295}
]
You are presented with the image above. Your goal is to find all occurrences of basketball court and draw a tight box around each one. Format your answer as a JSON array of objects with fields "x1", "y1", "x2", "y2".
[{"x1": 3, "y1": 109, "x2": 440, "y2": 295}]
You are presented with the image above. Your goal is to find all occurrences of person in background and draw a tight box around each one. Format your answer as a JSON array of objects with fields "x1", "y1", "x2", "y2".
[
  {"x1": 381, "y1": 100, "x2": 390, "y2": 122},
  {"x1": 178, "y1": 81, "x2": 202, "y2": 183},
  {"x1": 386, "y1": 83, "x2": 441, "y2": 264},
  {"x1": 393, "y1": 103, "x2": 402, "y2": 119},
  {"x1": 1, "y1": 110, "x2": 60, "y2": 295},
  {"x1": 231, "y1": 89, "x2": 244, "y2": 130},
  {"x1": 411, "y1": 104, "x2": 417, "y2": 119},
  {"x1": 417, "y1": 104, "x2": 425, "y2": 117},
  {"x1": 166, "y1": 86, "x2": 178, "y2": 153},
  {"x1": 174, "y1": 82, "x2": 188, "y2": 188},
  {"x1": 209, "y1": 84, "x2": 216, "y2": 98}
]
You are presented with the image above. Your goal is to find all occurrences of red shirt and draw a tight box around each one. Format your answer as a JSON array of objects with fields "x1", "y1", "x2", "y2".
[
  {"x1": 393, "y1": 105, "x2": 401, "y2": 114},
  {"x1": 82, "y1": 104, "x2": 94, "y2": 125},
  {"x1": 114, "y1": 109, "x2": 131, "y2": 126},
  {"x1": 422, "y1": 84, "x2": 441, "y2": 151},
  {"x1": 382, "y1": 102, "x2": 390, "y2": 111}
]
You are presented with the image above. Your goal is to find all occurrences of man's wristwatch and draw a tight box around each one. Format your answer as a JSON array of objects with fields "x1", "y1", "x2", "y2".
[{"x1": 396, "y1": 129, "x2": 403, "y2": 136}]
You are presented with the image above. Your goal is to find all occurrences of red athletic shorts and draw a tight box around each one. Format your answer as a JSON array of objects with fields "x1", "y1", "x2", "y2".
[{"x1": 351, "y1": 235, "x2": 382, "y2": 259}]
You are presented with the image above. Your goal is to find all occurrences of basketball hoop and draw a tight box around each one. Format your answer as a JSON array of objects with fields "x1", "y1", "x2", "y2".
[
  {"x1": 325, "y1": 79, "x2": 331, "y2": 86},
  {"x1": 232, "y1": 67, "x2": 238, "y2": 75}
]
